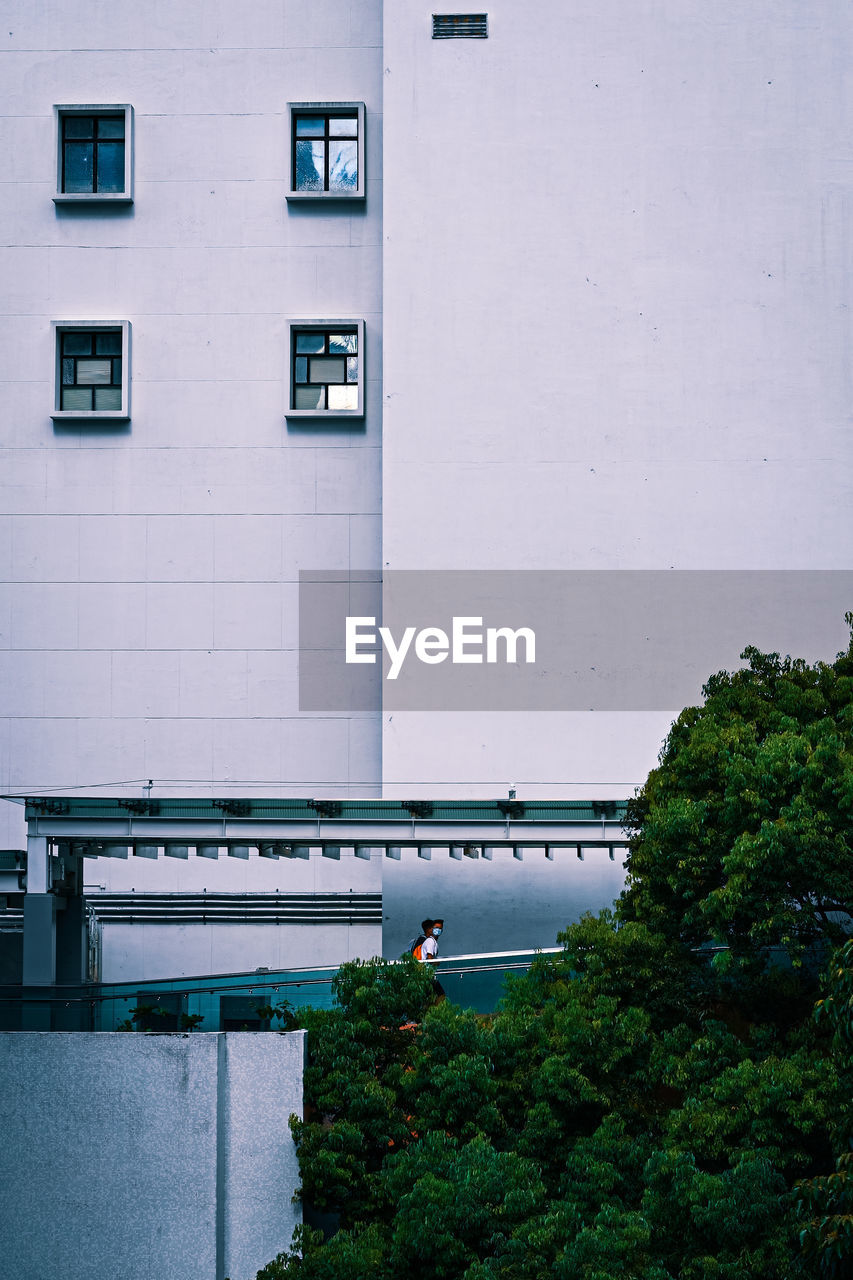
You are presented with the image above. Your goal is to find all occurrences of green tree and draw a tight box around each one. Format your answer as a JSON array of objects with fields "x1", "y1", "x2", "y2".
[
  {"x1": 795, "y1": 938, "x2": 853, "y2": 1278},
  {"x1": 259, "y1": 629, "x2": 853, "y2": 1280},
  {"x1": 620, "y1": 628, "x2": 853, "y2": 975}
]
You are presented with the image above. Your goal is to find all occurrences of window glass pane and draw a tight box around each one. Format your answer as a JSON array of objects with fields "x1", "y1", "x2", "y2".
[
  {"x1": 96, "y1": 116, "x2": 124, "y2": 139},
  {"x1": 295, "y1": 139, "x2": 324, "y2": 191},
  {"x1": 62, "y1": 387, "x2": 93, "y2": 411},
  {"x1": 295, "y1": 116, "x2": 325, "y2": 137},
  {"x1": 112, "y1": 358, "x2": 122, "y2": 386},
  {"x1": 328, "y1": 116, "x2": 357, "y2": 137},
  {"x1": 294, "y1": 386, "x2": 325, "y2": 410},
  {"x1": 76, "y1": 359, "x2": 112, "y2": 385},
  {"x1": 329, "y1": 140, "x2": 357, "y2": 192},
  {"x1": 61, "y1": 332, "x2": 93, "y2": 355},
  {"x1": 95, "y1": 331, "x2": 122, "y2": 355},
  {"x1": 64, "y1": 142, "x2": 94, "y2": 192},
  {"x1": 328, "y1": 333, "x2": 357, "y2": 354},
  {"x1": 346, "y1": 356, "x2": 359, "y2": 383},
  {"x1": 94, "y1": 387, "x2": 122, "y2": 410},
  {"x1": 63, "y1": 116, "x2": 94, "y2": 139},
  {"x1": 295, "y1": 332, "x2": 325, "y2": 354},
  {"x1": 294, "y1": 357, "x2": 308, "y2": 383},
  {"x1": 309, "y1": 356, "x2": 345, "y2": 384},
  {"x1": 62, "y1": 359, "x2": 75, "y2": 385},
  {"x1": 96, "y1": 141, "x2": 125, "y2": 192},
  {"x1": 327, "y1": 384, "x2": 358, "y2": 411}
]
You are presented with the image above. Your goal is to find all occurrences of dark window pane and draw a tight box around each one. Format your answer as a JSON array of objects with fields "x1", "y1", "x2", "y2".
[
  {"x1": 329, "y1": 140, "x2": 357, "y2": 191},
  {"x1": 328, "y1": 116, "x2": 357, "y2": 137},
  {"x1": 295, "y1": 139, "x2": 324, "y2": 191},
  {"x1": 95, "y1": 331, "x2": 122, "y2": 355},
  {"x1": 112, "y1": 358, "x2": 122, "y2": 386},
  {"x1": 76, "y1": 359, "x2": 112, "y2": 385},
  {"x1": 328, "y1": 385, "x2": 358, "y2": 411},
  {"x1": 346, "y1": 356, "x2": 359, "y2": 383},
  {"x1": 62, "y1": 358, "x2": 75, "y2": 385},
  {"x1": 62, "y1": 332, "x2": 93, "y2": 356},
  {"x1": 294, "y1": 386, "x2": 324, "y2": 410},
  {"x1": 64, "y1": 142, "x2": 94, "y2": 192},
  {"x1": 94, "y1": 387, "x2": 122, "y2": 410},
  {"x1": 62, "y1": 387, "x2": 93, "y2": 411},
  {"x1": 63, "y1": 116, "x2": 94, "y2": 139},
  {"x1": 295, "y1": 333, "x2": 325, "y2": 354},
  {"x1": 294, "y1": 357, "x2": 308, "y2": 382},
  {"x1": 309, "y1": 356, "x2": 345, "y2": 384},
  {"x1": 328, "y1": 333, "x2": 357, "y2": 354},
  {"x1": 96, "y1": 141, "x2": 125, "y2": 192},
  {"x1": 295, "y1": 116, "x2": 325, "y2": 137},
  {"x1": 96, "y1": 116, "x2": 124, "y2": 139}
]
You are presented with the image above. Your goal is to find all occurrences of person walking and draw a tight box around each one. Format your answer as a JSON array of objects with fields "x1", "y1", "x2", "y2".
[{"x1": 409, "y1": 918, "x2": 445, "y2": 999}]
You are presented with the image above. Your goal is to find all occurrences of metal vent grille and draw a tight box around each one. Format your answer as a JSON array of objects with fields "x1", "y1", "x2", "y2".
[{"x1": 432, "y1": 13, "x2": 488, "y2": 38}]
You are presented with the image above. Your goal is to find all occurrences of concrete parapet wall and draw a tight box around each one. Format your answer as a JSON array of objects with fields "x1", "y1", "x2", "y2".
[{"x1": 0, "y1": 1030, "x2": 305, "y2": 1280}]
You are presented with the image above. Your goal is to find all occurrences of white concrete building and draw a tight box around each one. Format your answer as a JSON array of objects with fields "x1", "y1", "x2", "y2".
[
  {"x1": 1, "y1": 0, "x2": 384, "y2": 853},
  {"x1": 1, "y1": 2, "x2": 851, "y2": 985}
]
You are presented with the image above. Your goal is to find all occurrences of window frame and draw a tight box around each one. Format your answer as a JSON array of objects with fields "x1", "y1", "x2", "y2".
[
  {"x1": 53, "y1": 104, "x2": 134, "y2": 204},
  {"x1": 51, "y1": 321, "x2": 132, "y2": 422},
  {"x1": 286, "y1": 102, "x2": 366, "y2": 202},
  {"x1": 286, "y1": 319, "x2": 365, "y2": 420}
]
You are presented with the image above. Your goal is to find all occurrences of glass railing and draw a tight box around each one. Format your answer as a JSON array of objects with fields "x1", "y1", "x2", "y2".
[{"x1": 0, "y1": 948, "x2": 564, "y2": 1030}]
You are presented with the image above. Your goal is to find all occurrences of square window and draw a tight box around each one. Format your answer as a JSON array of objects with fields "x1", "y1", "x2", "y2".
[
  {"x1": 54, "y1": 105, "x2": 134, "y2": 203},
  {"x1": 51, "y1": 322, "x2": 131, "y2": 421},
  {"x1": 287, "y1": 321, "x2": 364, "y2": 418},
  {"x1": 287, "y1": 102, "x2": 365, "y2": 201}
]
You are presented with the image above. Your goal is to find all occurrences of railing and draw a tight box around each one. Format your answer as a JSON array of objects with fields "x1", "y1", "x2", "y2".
[{"x1": 0, "y1": 948, "x2": 564, "y2": 1030}]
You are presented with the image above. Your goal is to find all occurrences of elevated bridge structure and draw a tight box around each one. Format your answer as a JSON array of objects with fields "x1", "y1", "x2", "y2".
[{"x1": 2, "y1": 796, "x2": 630, "y2": 1027}]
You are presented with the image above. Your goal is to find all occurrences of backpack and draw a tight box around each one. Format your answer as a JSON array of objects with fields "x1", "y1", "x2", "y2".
[{"x1": 408, "y1": 934, "x2": 426, "y2": 961}]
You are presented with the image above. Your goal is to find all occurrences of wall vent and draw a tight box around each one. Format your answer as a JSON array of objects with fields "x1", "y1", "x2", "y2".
[{"x1": 432, "y1": 13, "x2": 488, "y2": 38}]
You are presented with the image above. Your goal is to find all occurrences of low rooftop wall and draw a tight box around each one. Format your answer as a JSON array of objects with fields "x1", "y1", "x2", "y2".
[{"x1": 0, "y1": 1030, "x2": 305, "y2": 1280}]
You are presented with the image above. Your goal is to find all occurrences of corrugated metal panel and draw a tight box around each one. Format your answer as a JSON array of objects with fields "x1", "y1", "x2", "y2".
[
  {"x1": 87, "y1": 892, "x2": 382, "y2": 925},
  {"x1": 20, "y1": 796, "x2": 628, "y2": 824},
  {"x1": 432, "y1": 13, "x2": 488, "y2": 38}
]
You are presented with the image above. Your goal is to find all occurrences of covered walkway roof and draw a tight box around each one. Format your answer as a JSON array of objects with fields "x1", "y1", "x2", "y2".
[{"x1": 13, "y1": 796, "x2": 632, "y2": 860}]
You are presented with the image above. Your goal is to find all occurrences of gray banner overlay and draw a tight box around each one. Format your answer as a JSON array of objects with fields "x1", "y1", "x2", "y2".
[{"x1": 298, "y1": 570, "x2": 853, "y2": 711}]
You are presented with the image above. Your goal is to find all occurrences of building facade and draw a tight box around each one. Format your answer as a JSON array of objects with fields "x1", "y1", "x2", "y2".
[
  {"x1": 1, "y1": 2, "x2": 851, "y2": 981},
  {"x1": 1, "y1": 0, "x2": 384, "y2": 853}
]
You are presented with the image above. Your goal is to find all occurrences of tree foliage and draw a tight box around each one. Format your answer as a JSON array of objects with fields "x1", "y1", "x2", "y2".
[
  {"x1": 258, "y1": 631, "x2": 853, "y2": 1279},
  {"x1": 620, "y1": 630, "x2": 853, "y2": 973}
]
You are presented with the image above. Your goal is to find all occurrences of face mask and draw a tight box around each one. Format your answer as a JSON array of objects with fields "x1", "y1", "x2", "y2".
[{"x1": 433, "y1": 927, "x2": 442, "y2": 936}]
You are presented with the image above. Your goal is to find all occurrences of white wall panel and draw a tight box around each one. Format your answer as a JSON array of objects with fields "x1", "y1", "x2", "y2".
[
  {"x1": 78, "y1": 583, "x2": 145, "y2": 648},
  {"x1": 178, "y1": 650, "x2": 249, "y2": 719},
  {"x1": 111, "y1": 651, "x2": 181, "y2": 718},
  {"x1": 11, "y1": 516, "x2": 80, "y2": 580},
  {"x1": 213, "y1": 583, "x2": 283, "y2": 650},
  {"x1": 144, "y1": 582, "x2": 215, "y2": 649},
  {"x1": 382, "y1": 0, "x2": 853, "y2": 794},
  {"x1": 1, "y1": 0, "x2": 381, "y2": 865},
  {"x1": 145, "y1": 514, "x2": 215, "y2": 581}
]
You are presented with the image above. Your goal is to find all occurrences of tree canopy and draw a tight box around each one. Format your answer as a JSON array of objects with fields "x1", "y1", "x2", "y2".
[{"x1": 257, "y1": 627, "x2": 853, "y2": 1280}]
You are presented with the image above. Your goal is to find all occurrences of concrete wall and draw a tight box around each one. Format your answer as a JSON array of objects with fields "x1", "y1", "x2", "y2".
[
  {"x1": 0, "y1": 1029, "x2": 305, "y2": 1280},
  {"x1": 381, "y1": 0, "x2": 853, "y2": 796},
  {"x1": 0, "y1": 0, "x2": 383, "y2": 848},
  {"x1": 98, "y1": 918, "x2": 381, "y2": 982},
  {"x1": 83, "y1": 837, "x2": 383, "y2": 979}
]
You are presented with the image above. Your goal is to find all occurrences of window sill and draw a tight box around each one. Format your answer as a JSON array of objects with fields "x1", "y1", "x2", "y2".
[
  {"x1": 286, "y1": 190, "x2": 365, "y2": 203},
  {"x1": 285, "y1": 408, "x2": 364, "y2": 421},
  {"x1": 53, "y1": 193, "x2": 133, "y2": 205},
  {"x1": 51, "y1": 411, "x2": 130, "y2": 422}
]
